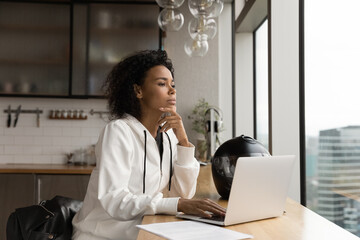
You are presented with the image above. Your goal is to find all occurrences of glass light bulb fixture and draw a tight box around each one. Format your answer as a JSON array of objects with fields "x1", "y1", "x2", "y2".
[
  {"x1": 184, "y1": 35, "x2": 209, "y2": 57},
  {"x1": 188, "y1": 0, "x2": 223, "y2": 18},
  {"x1": 158, "y1": 8, "x2": 184, "y2": 32},
  {"x1": 156, "y1": 0, "x2": 185, "y2": 8},
  {"x1": 204, "y1": 0, "x2": 224, "y2": 18},
  {"x1": 188, "y1": 17, "x2": 217, "y2": 40},
  {"x1": 155, "y1": 0, "x2": 224, "y2": 57}
]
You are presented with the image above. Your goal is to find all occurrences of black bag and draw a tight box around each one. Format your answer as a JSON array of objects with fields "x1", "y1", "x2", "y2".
[{"x1": 6, "y1": 195, "x2": 83, "y2": 240}]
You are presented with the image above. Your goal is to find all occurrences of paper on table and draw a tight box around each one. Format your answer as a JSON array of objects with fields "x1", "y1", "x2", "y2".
[{"x1": 137, "y1": 221, "x2": 253, "y2": 240}]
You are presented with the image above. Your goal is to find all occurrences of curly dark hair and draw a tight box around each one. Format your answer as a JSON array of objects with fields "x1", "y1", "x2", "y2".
[{"x1": 103, "y1": 49, "x2": 174, "y2": 120}]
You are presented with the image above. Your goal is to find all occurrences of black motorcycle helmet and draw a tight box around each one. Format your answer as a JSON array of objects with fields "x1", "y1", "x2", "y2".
[{"x1": 211, "y1": 135, "x2": 270, "y2": 199}]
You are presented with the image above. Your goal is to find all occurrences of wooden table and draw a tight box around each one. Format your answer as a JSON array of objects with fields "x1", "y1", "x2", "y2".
[
  {"x1": 0, "y1": 163, "x2": 94, "y2": 174},
  {"x1": 137, "y1": 165, "x2": 360, "y2": 240}
]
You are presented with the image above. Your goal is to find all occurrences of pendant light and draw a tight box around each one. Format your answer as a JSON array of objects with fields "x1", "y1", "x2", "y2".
[{"x1": 156, "y1": 0, "x2": 224, "y2": 57}]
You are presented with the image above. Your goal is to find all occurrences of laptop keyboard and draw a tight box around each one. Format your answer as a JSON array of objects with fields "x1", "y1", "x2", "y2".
[{"x1": 202, "y1": 214, "x2": 225, "y2": 222}]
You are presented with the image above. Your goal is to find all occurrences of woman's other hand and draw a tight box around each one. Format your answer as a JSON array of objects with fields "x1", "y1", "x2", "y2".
[
  {"x1": 158, "y1": 107, "x2": 190, "y2": 147},
  {"x1": 177, "y1": 198, "x2": 226, "y2": 218}
]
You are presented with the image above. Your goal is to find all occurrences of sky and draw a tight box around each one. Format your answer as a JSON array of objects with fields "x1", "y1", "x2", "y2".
[{"x1": 305, "y1": 0, "x2": 360, "y2": 136}]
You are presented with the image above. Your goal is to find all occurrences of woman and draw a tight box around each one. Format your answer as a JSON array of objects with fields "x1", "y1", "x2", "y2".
[{"x1": 72, "y1": 50, "x2": 225, "y2": 240}]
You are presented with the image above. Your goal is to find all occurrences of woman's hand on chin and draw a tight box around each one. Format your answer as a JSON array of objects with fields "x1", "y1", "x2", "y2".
[{"x1": 158, "y1": 107, "x2": 190, "y2": 147}]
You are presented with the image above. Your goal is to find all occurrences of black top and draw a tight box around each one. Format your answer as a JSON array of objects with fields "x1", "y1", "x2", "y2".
[{"x1": 155, "y1": 127, "x2": 164, "y2": 165}]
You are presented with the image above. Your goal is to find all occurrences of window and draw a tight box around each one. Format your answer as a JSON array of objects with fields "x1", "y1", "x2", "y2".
[
  {"x1": 254, "y1": 19, "x2": 269, "y2": 150},
  {"x1": 304, "y1": 0, "x2": 360, "y2": 236}
]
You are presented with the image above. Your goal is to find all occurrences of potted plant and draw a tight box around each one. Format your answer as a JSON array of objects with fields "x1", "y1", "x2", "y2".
[{"x1": 188, "y1": 98, "x2": 223, "y2": 162}]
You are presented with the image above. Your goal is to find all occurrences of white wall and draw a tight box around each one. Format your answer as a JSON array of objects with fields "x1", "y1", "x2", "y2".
[
  {"x1": 271, "y1": 0, "x2": 300, "y2": 202},
  {"x1": 218, "y1": 3, "x2": 233, "y2": 142}
]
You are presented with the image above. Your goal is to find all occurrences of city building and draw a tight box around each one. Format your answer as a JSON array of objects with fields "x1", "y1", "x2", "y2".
[{"x1": 317, "y1": 126, "x2": 360, "y2": 233}]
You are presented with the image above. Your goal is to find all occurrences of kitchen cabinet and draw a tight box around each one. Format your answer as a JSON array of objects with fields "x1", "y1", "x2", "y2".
[
  {"x1": 72, "y1": 3, "x2": 160, "y2": 96},
  {"x1": 0, "y1": 172, "x2": 90, "y2": 240},
  {"x1": 0, "y1": 174, "x2": 35, "y2": 240},
  {"x1": 0, "y1": 2, "x2": 70, "y2": 96},
  {"x1": 36, "y1": 174, "x2": 90, "y2": 202},
  {"x1": 0, "y1": 1, "x2": 160, "y2": 98}
]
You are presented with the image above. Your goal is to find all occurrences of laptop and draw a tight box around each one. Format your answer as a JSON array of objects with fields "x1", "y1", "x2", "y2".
[{"x1": 176, "y1": 155, "x2": 296, "y2": 226}]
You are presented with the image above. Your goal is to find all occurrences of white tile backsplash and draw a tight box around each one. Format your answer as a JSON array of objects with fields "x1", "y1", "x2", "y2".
[
  {"x1": 71, "y1": 136, "x2": 95, "y2": 147},
  {"x1": 13, "y1": 155, "x2": 33, "y2": 164},
  {"x1": 0, "y1": 154, "x2": 12, "y2": 164},
  {"x1": 0, "y1": 135, "x2": 13, "y2": 144},
  {"x1": 33, "y1": 136, "x2": 53, "y2": 146},
  {"x1": 5, "y1": 145, "x2": 23, "y2": 155},
  {"x1": 4, "y1": 128, "x2": 27, "y2": 136},
  {"x1": 33, "y1": 155, "x2": 52, "y2": 164},
  {"x1": 62, "y1": 127, "x2": 81, "y2": 137},
  {"x1": 43, "y1": 127, "x2": 62, "y2": 136},
  {"x1": 23, "y1": 127, "x2": 44, "y2": 136},
  {"x1": 53, "y1": 136, "x2": 78, "y2": 146},
  {"x1": 52, "y1": 155, "x2": 66, "y2": 164},
  {"x1": 23, "y1": 146, "x2": 42, "y2": 155},
  {"x1": 0, "y1": 97, "x2": 108, "y2": 164},
  {"x1": 42, "y1": 146, "x2": 63, "y2": 155},
  {"x1": 81, "y1": 127, "x2": 102, "y2": 137},
  {"x1": 14, "y1": 136, "x2": 34, "y2": 145}
]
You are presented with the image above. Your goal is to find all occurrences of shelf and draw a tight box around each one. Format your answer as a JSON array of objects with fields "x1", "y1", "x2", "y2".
[
  {"x1": 0, "y1": 164, "x2": 94, "y2": 174},
  {"x1": 0, "y1": 24, "x2": 68, "y2": 33},
  {"x1": 90, "y1": 27, "x2": 157, "y2": 35},
  {"x1": 88, "y1": 61, "x2": 116, "y2": 68},
  {"x1": 49, "y1": 116, "x2": 88, "y2": 120},
  {"x1": 0, "y1": 59, "x2": 68, "y2": 66}
]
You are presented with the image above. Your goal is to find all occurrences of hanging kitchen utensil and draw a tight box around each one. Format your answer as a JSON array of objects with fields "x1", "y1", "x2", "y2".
[
  {"x1": 7, "y1": 105, "x2": 11, "y2": 128},
  {"x1": 13, "y1": 105, "x2": 21, "y2": 127},
  {"x1": 36, "y1": 108, "x2": 40, "y2": 127}
]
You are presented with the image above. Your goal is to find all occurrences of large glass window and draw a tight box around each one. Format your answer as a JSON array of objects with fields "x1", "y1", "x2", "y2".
[
  {"x1": 254, "y1": 19, "x2": 269, "y2": 150},
  {"x1": 305, "y1": 0, "x2": 360, "y2": 236}
]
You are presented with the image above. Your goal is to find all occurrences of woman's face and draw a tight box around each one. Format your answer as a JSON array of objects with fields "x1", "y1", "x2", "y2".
[{"x1": 136, "y1": 65, "x2": 176, "y2": 114}]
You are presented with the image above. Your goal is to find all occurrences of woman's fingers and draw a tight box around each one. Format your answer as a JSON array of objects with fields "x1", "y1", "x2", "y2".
[
  {"x1": 198, "y1": 199, "x2": 226, "y2": 217},
  {"x1": 158, "y1": 116, "x2": 180, "y2": 126},
  {"x1": 197, "y1": 209, "x2": 213, "y2": 218},
  {"x1": 177, "y1": 198, "x2": 226, "y2": 218},
  {"x1": 158, "y1": 110, "x2": 183, "y2": 132},
  {"x1": 159, "y1": 120, "x2": 180, "y2": 132},
  {"x1": 203, "y1": 198, "x2": 227, "y2": 214},
  {"x1": 158, "y1": 107, "x2": 190, "y2": 146}
]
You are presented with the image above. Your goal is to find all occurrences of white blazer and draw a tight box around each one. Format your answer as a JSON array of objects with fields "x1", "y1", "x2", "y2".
[{"x1": 72, "y1": 114, "x2": 200, "y2": 240}]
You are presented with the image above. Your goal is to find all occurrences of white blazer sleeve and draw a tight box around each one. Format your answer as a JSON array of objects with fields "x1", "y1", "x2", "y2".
[
  {"x1": 97, "y1": 122, "x2": 179, "y2": 221},
  {"x1": 168, "y1": 140, "x2": 200, "y2": 199}
]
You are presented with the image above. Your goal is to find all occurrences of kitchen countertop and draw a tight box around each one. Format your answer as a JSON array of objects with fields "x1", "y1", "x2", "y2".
[{"x1": 0, "y1": 164, "x2": 95, "y2": 174}]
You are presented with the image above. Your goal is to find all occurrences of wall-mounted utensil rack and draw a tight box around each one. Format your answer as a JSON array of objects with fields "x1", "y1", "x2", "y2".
[
  {"x1": 89, "y1": 109, "x2": 109, "y2": 118},
  {"x1": 3, "y1": 109, "x2": 43, "y2": 114},
  {"x1": 4, "y1": 105, "x2": 43, "y2": 127}
]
